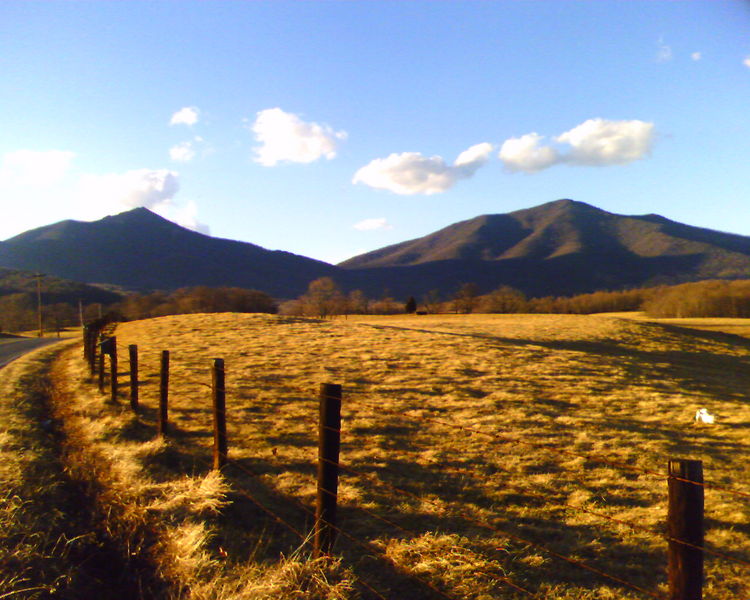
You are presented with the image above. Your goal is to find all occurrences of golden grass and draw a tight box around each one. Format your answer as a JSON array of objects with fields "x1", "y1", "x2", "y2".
[
  {"x1": 0, "y1": 340, "x2": 153, "y2": 598},
  {"x1": 603, "y1": 311, "x2": 750, "y2": 340},
  {"x1": 55, "y1": 312, "x2": 750, "y2": 598}
]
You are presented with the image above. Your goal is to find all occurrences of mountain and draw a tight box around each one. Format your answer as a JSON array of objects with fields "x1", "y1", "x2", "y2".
[
  {"x1": 0, "y1": 208, "x2": 336, "y2": 298},
  {"x1": 0, "y1": 267, "x2": 122, "y2": 305},
  {"x1": 338, "y1": 199, "x2": 750, "y2": 297},
  {"x1": 3, "y1": 200, "x2": 750, "y2": 301}
]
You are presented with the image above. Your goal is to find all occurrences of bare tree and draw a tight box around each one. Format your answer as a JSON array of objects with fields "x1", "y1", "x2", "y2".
[{"x1": 453, "y1": 283, "x2": 479, "y2": 314}]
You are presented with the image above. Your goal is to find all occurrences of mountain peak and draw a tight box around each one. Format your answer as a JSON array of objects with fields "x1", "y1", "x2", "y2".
[{"x1": 102, "y1": 207, "x2": 178, "y2": 227}]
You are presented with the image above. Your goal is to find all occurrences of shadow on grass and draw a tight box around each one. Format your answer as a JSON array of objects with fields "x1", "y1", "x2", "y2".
[{"x1": 6, "y1": 355, "x2": 170, "y2": 599}]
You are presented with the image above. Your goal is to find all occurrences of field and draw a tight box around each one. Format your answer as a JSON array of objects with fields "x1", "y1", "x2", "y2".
[{"x1": 48, "y1": 313, "x2": 750, "y2": 599}]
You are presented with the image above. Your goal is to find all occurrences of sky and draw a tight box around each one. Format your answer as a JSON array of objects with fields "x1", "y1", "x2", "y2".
[{"x1": 1, "y1": 0, "x2": 750, "y2": 264}]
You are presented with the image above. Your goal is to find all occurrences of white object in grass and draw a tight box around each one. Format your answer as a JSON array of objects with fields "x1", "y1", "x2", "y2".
[{"x1": 694, "y1": 408, "x2": 715, "y2": 424}]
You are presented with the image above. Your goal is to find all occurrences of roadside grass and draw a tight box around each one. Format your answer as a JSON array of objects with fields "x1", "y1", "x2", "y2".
[
  {"x1": 57, "y1": 312, "x2": 750, "y2": 599},
  {"x1": 0, "y1": 340, "x2": 165, "y2": 599}
]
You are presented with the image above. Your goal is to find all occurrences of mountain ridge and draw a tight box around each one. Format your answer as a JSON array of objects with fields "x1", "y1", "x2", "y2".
[
  {"x1": 0, "y1": 208, "x2": 337, "y2": 297},
  {"x1": 3, "y1": 199, "x2": 750, "y2": 299}
]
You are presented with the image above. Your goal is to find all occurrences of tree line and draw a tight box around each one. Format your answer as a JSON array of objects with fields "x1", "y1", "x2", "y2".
[
  {"x1": 280, "y1": 277, "x2": 750, "y2": 319},
  {"x1": 0, "y1": 286, "x2": 277, "y2": 334},
  {"x1": 4, "y1": 278, "x2": 750, "y2": 333}
]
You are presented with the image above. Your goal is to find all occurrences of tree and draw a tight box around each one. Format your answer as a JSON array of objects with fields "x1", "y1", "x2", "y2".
[
  {"x1": 300, "y1": 277, "x2": 345, "y2": 318},
  {"x1": 453, "y1": 283, "x2": 479, "y2": 314},
  {"x1": 422, "y1": 289, "x2": 442, "y2": 314},
  {"x1": 347, "y1": 290, "x2": 369, "y2": 315},
  {"x1": 480, "y1": 285, "x2": 526, "y2": 313},
  {"x1": 404, "y1": 296, "x2": 417, "y2": 314}
]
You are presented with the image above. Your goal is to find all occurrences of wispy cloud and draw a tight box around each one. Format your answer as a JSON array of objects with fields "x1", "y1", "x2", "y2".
[
  {"x1": 161, "y1": 200, "x2": 210, "y2": 235},
  {"x1": 170, "y1": 141, "x2": 196, "y2": 163},
  {"x1": 0, "y1": 149, "x2": 75, "y2": 186},
  {"x1": 250, "y1": 108, "x2": 347, "y2": 166},
  {"x1": 691, "y1": 52, "x2": 702, "y2": 61},
  {"x1": 169, "y1": 137, "x2": 206, "y2": 163},
  {"x1": 353, "y1": 217, "x2": 393, "y2": 231},
  {"x1": 499, "y1": 118, "x2": 655, "y2": 173},
  {"x1": 352, "y1": 142, "x2": 493, "y2": 195},
  {"x1": 656, "y1": 36, "x2": 673, "y2": 62},
  {"x1": 744, "y1": 56, "x2": 750, "y2": 69},
  {"x1": 170, "y1": 106, "x2": 200, "y2": 126}
]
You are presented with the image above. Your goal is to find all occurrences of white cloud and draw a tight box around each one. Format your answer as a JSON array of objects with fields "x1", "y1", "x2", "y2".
[
  {"x1": 169, "y1": 141, "x2": 196, "y2": 163},
  {"x1": 353, "y1": 142, "x2": 493, "y2": 195},
  {"x1": 250, "y1": 108, "x2": 347, "y2": 166},
  {"x1": 499, "y1": 119, "x2": 655, "y2": 173},
  {"x1": 691, "y1": 52, "x2": 702, "y2": 61},
  {"x1": 353, "y1": 217, "x2": 393, "y2": 231},
  {"x1": 656, "y1": 36, "x2": 673, "y2": 62},
  {"x1": 78, "y1": 169, "x2": 180, "y2": 216},
  {"x1": 170, "y1": 106, "x2": 200, "y2": 126},
  {"x1": 556, "y1": 118, "x2": 654, "y2": 166},
  {"x1": 0, "y1": 149, "x2": 75, "y2": 187},
  {"x1": 75, "y1": 168, "x2": 210, "y2": 233},
  {"x1": 157, "y1": 200, "x2": 210, "y2": 235},
  {"x1": 499, "y1": 133, "x2": 559, "y2": 173},
  {"x1": 744, "y1": 56, "x2": 750, "y2": 69}
]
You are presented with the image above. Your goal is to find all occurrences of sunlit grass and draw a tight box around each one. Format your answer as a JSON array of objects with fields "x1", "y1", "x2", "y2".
[{"x1": 55, "y1": 312, "x2": 750, "y2": 598}]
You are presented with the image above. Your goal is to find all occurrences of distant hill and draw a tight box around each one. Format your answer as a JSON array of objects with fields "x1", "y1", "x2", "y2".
[
  {"x1": 0, "y1": 267, "x2": 122, "y2": 305},
  {"x1": 339, "y1": 199, "x2": 750, "y2": 297},
  {"x1": 0, "y1": 208, "x2": 337, "y2": 298},
  {"x1": 3, "y1": 200, "x2": 750, "y2": 300}
]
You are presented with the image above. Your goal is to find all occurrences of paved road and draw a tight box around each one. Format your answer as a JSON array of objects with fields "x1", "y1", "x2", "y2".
[{"x1": 0, "y1": 337, "x2": 66, "y2": 369}]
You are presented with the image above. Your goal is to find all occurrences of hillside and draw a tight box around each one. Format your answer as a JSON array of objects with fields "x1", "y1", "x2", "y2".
[
  {"x1": 341, "y1": 200, "x2": 750, "y2": 268},
  {"x1": 339, "y1": 199, "x2": 750, "y2": 296},
  {"x1": 5, "y1": 200, "x2": 750, "y2": 300},
  {"x1": 0, "y1": 267, "x2": 122, "y2": 305},
  {"x1": 0, "y1": 208, "x2": 336, "y2": 298}
]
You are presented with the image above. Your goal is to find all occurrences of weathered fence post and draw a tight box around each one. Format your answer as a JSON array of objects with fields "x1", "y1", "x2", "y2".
[
  {"x1": 97, "y1": 346, "x2": 105, "y2": 392},
  {"x1": 668, "y1": 459, "x2": 704, "y2": 600},
  {"x1": 109, "y1": 336, "x2": 118, "y2": 402},
  {"x1": 129, "y1": 344, "x2": 139, "y2": 412},
  {"x1": 82, "y1": 324, "x2": 89, "y2": 361},
  {"x1": 212, "y1": 358, "x2": 227, "y2": 470},
  {"x1": 88, "y1": 327, "x2": 97, "y2": 376},
  {"x1": 158, "y1": 350, "x2": 170, "y2": 436},
  {"x1": 314, "y1": 383, "x2": 342, "y2": 558}
]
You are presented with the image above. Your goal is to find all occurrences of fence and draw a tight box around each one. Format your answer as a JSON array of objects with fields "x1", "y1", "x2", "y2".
[{"x1": 81, "y1": 324, "x2": 750, "y2": 599}]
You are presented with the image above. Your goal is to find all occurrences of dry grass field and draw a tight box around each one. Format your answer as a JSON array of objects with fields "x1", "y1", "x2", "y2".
[{"x1": 53, "y1": 312, "x2": 750, "y2": 599}]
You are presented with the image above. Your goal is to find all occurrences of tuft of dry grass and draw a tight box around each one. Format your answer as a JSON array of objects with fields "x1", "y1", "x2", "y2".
[{"x1": 52, "y1": 312, "x2": 750, "y2": 598}]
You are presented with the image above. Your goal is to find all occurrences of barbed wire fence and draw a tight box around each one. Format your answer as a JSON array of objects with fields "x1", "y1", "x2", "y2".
[{"x1": 80, "y1": 324, "x2": 750, "y2": 599}]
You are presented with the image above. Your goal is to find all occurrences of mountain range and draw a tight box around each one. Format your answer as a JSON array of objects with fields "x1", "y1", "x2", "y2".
[{"x1": 2, "y1": 199, "x2": 750, "y2": 300}]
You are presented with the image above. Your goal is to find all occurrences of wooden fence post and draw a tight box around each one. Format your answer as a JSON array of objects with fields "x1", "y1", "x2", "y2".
[
  {"x1": 88, "y1": 328, "x2": 97, "y2": 376},
  {"x1": 212, "y1": 358, "x2": 227, "y2": 470},
  {"x1": 314, "y1": 383, "x2": 342, "y2": 558},
  {"x1": 129, "y1": 344, "x2": 139, "y2": 412},
  {"x1": 97, "y1": 347, "x2": 105, "y2": 392},
  {"x1": 109, "y1": 337, "x2": 118, "y2": 402},
  {"x1": 158, "y1": 350, "x2": 170, "y2": 436},
  {"x1": 668, "y1": 459, "x2": 704, "y2": 600},
  {"x1": 82, "y1": 324, "x2": 89, "y2": 361}
]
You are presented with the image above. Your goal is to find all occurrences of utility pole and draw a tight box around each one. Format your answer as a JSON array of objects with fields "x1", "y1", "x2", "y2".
[{"x1": 36, "y1": 274, "x2": 43, "y2": 338}]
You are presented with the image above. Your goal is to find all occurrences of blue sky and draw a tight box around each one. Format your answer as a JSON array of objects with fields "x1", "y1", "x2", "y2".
[{"x1": 2, "y1": 1, "x2": 749, "y2": 264}]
